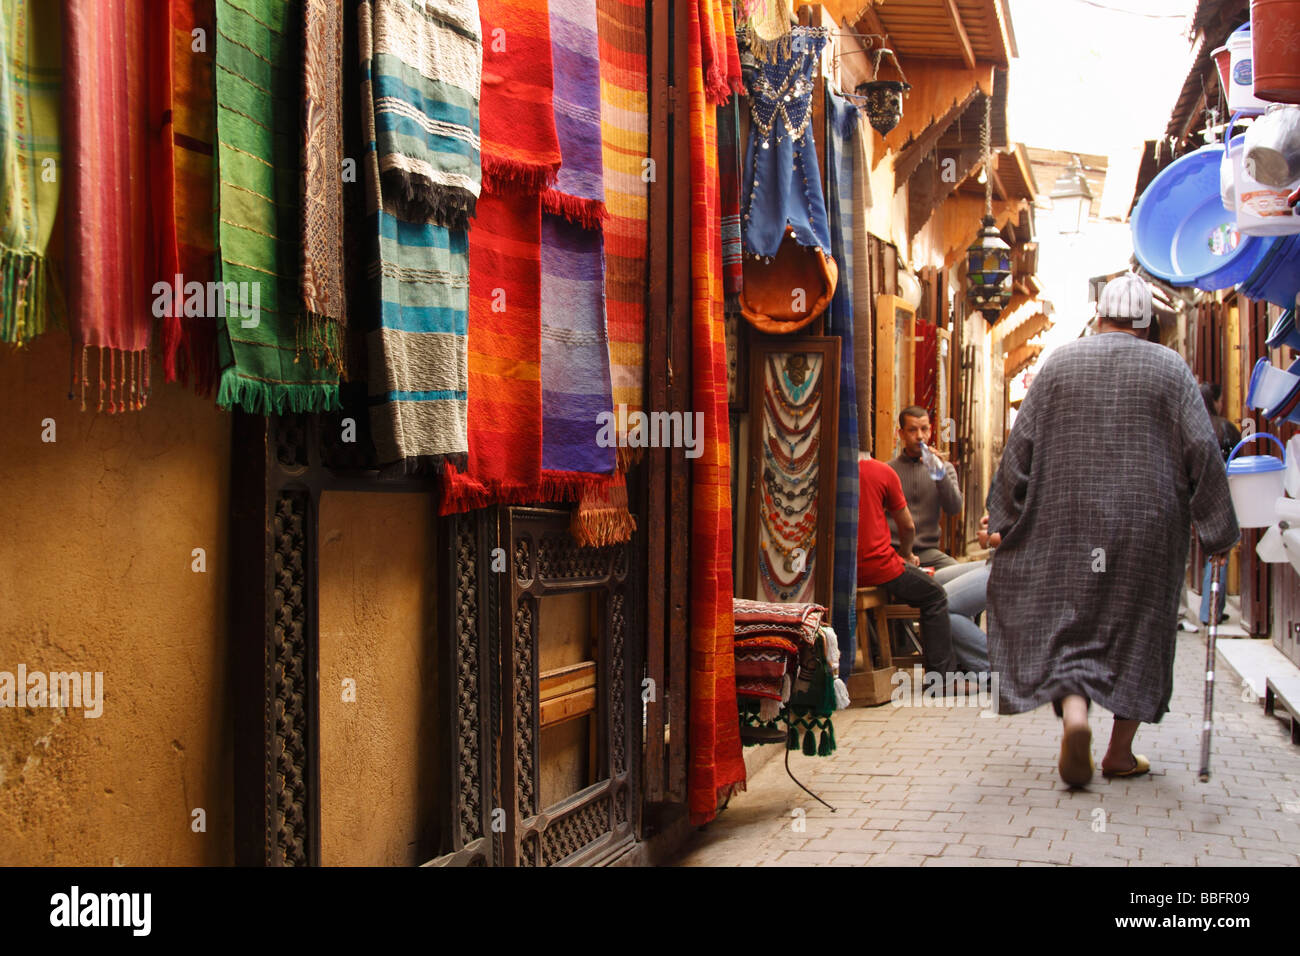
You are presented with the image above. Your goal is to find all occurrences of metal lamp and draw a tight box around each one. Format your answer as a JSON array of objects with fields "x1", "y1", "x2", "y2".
[
  {"x1": 965, "y1": 95, "x2": 1013, "y2": 322},
  {"x1": 1050, "y1": 158, "x2": 1093, "y2": 235}
]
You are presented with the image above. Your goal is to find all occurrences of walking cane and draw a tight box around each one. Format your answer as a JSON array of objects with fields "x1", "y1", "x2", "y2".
[{"x1": 1198, "y1": 553, "x2": 1227, "y2": 782}]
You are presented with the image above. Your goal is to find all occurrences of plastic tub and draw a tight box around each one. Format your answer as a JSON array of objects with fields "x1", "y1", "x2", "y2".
[
  {"x1": 1266, "y1": 308, "x2": 1300, "y2": 350},
  {"x1": 1247, "y1": 356, "x2": 1300, "y2": 411},
  {"x1": 1229, "y1": 23, "x2": 1270, "y2": 114},
  {"x1": 1242, "y1": 234, "x2": 1300, "y2": 305},
  {"x1": 1227, "y1": 432, "x2": 1288, "y2": 527},
  {"x1": 1234, "y1": 132, "x2": 1300, "y2": 234}
]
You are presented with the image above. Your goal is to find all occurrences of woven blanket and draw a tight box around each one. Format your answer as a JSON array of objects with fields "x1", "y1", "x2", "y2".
[
  {"x1": 361, "y1": 0, "x2": 470, "y2": 468},
  {"x1": 215, "y1": 0, "x2": 339, "y2": 414},
  {"x1": 594, "y1": 0, "x2": 648, "y2": 463},
  {"x1": 734, "y1": 636, "x2": 797, "y2": 701},
  {"x1": 300, "y1": 0, "x2": 347, "y2": 373},
  {"x1": 1, "y1": 0, "x2": 63, "y2": 345},
  {"x1": 440, "y1": 189, "x2": 543, "y2": 511},
  {"x1": 718, "y1": 98, "x2": 743, "y2": 300},
  {"x1": 733, "y1": 598, "x2": 826, "y2": 643},
  {"x1": 826, "y1": 91, "x2": 860, "y2": 676},
  {"x1": 150, "y1": 0, "x2": 217, "y2": 394},
  {"x1": 63, "y1": 0, "x2": 152, "y2": 412},
  {"x1": 368, "y1": 0, "x2": 481, "y2": 229},
  {"x1": 687, "y1": 0, "x2": 745, "y2": 827},
  {"x1": 542, "y1": 0, "x2": 605, "y2": 227},
  {"x1": 478, "y1": 0, "x2": 560, "y2": 193}
]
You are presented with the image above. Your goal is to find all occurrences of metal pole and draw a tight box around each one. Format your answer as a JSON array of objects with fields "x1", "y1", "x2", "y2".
[{"x1": 1198, "y1": 555, "x2": 1225, "y2": 782}]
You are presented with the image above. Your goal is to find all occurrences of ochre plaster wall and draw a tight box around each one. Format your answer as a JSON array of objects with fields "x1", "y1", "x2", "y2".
[{"x1": 0, "y1": 334, "x2": 232, "y2": 865}]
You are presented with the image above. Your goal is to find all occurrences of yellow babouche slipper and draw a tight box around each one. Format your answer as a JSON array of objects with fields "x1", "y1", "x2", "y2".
[{"x1": 1102, "y1": 754, "x2": 1151, "y2": 778}]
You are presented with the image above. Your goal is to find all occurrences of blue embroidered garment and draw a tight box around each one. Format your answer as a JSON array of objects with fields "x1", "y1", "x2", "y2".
[{"x1": 740, "y1": 27, "x2": 832, "y2": 259}]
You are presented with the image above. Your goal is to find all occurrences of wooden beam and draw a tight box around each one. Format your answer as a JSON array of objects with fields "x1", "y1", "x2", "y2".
[
  {"x1": 855, "y1": 4, "x2": 895, "y2": 55},
  {"x1": 941, "y1": 0, "x2": 976, "y2": 69},
  {"x1": 893, "y1": 86, "x2": 980, "y2": 185}
]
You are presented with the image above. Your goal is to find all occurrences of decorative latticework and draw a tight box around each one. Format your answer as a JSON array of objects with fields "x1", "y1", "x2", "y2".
[
  {"x1": 513, "y1": 598, "x2": 536, "y2": 818},
  {"x1": 541, "y1": 797, "x2": 612, "y2": 866},
  {"x1": 455, "y1": 520, "x2": 482, "y2": 845},
  {"x1": 610, "y1": 591, "x2": 627, "y2": 775},
  {"x1": 537, "y1": 534, "x2": 614, "y2": 582},
  {"x1": 514, "y1": 536, "x2": 532, "y2": 586},
  {"x1": 274, "y1": 414, "x2": 309, "y2": 468},
  {"x1": 270, "y1": 492, "x2": 309, "y2": 866}
]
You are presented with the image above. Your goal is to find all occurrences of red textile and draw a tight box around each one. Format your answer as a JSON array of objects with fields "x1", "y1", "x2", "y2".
[
  {"x1": 913, "y1": 317, "x2": 937, "y2": 424},
  {"x1": 857, "y1": 457, "x2": 907, "y2": 586}
]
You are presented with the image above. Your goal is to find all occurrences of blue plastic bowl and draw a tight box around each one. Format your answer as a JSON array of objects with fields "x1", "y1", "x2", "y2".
[
  {"x1": 1243, "y1": 235, "x2": 1300, "y2": 308},
  {"x1": 1132, "y1": 143, "x2": 1263, "y2": 289},
  {"x1": 1266, "y1": 309, "x2": 1299, "y2": 350}
]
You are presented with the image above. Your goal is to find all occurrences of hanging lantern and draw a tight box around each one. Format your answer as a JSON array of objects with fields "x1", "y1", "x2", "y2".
[
  {"x1": 966, "y1": 215, "x2": 1013, "y2": 321},
  {"x1": 965, "y1": 94, "x2": 1013, "y2": 322},
  {"x1": 855, "y1": 48, "x2": 911, "y2": 136},
  {"x1": 1050, "y1": 157, "x2": 1093, "y2": 235}
]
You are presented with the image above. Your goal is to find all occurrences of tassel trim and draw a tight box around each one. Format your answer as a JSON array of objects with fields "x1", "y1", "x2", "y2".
[
  {"x1": 481, "y1": 156, "x2": 560, "y2": 197},
  {"x1": 379, "y1": 168, "x2": 477, "y2": 231},
  {"x1": 541, "y1": 190, "x2": 609, "y2": 230},
  {"x1": 571, "y1": 506, "x2": 637, "y2": 548},
  {"x1": 1, "y1": 247, "x2": 62, "y2": 344},
  {"x1": 297, "y1": 309, "x2": 347, "y2": 377},
  {"x1": 216, "y1": 369, "x2": 341, "y2": 415},
  {"x1": 73, "y1": 346, "x2": 150, "y2": 414}
]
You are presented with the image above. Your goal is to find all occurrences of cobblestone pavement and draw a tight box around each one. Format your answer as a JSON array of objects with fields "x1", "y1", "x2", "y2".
[{"x1": 677, "y1": 633, "x2": 1300, "y2": 866}]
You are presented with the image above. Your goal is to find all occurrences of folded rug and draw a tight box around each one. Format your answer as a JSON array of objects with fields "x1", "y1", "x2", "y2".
[
  {"x1": 361, "y1": 0, "x2": 470, "y2": 468},
  {"x1": 478, "y1": 0, "x2": 560, "y2": 193},
  {"x1": 63, "y1": 0, "x2": 152, "y2": 412},
  {"x1": 594, "y1": 0, "x2": 648, "y2": 463},
  {"x1": 215, "y1": 0, "x2": 339, "y2": 414},
  {"x1": 367, "y1": 0, "x2": 481, "y2": 229},
  {"x1": 687, "y1": 0, "x2": 745, "y2": 826},
  {"x1": 151, "y1": 0, "x2": 218, "y2": 395},
  {"x1": 1, "y1": 0, "x2": 63, "y2": 345},
  {"x1": 440, "y1": 189, "x2": 543, "y2": 511},
  {"x1": 732, "y1": 597, "x2": 827, "y2": 643},
  {"x1": 300, "y1": 0, "x2": 348, "y2": 374}
]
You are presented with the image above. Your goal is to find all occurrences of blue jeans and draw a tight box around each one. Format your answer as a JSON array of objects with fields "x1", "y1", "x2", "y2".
[
  {"x1": 1199, "y1": 559, "x2": 1227, "y2": 623},
  {"x1": 935, "y1": 563, "x2": 991, "y2": 672}
]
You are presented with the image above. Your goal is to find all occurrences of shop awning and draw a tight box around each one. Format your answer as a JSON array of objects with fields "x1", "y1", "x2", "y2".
[
  {"x1": 1004, "y1": 343, "x2": 1042, "y2": 379},
  {"x1": 846, "y1": 0, "x2": 1018, "y2": 68}
]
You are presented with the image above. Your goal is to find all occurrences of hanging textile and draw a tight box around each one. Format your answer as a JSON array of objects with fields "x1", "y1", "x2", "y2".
[
  {"x1": 360, "y1": 0, "x2": 476, "y2": 468},
  {"x1": 717, "y1": 98, "x2": 744, "y2": 301},
  {"x1": 63, "y1": 0, "x2": 152, "y2": 412},
  {"x1": 477, "y1": 0, "x2": 561, "y2": 193},
  {"x1": 825, "y1": 91, "x2": 860, "y2": 677},
  {"x1": 914, "y1": 317, "x2": 938, "y2": 422},
  {"x1": 300, "y1": 0, "x2": 348, "y2": 373},
  {"x1": 215, "y1": 0, "x2": 339, "y2": 414},
  {"x1": 850, "y1": 108, "x2": 873, "y2": 453},
  {"x1": 570, "y1": 470, "x2": 636, "y2": 547},
  {"x1": 366, "y1": 0, "x2": 481, "y2": 229},
  {"x1": 151, "y1": 0, "x2": 217, "y2": 394},
  {"x1": 539, "y1": 0, "x2": 617, "y2": 500},
  {"x1": 735, "y1": 0, "x2": 794, "y2": 64},
  {"x1": 594, "y1": 0, "x2": 649, "y2": 462},
  {"x1": 1, "y1": 0, "x2": 63, "y2": 345},
  {"x1": 686, "y1": 0, "x2": 746, "y2": 826}
]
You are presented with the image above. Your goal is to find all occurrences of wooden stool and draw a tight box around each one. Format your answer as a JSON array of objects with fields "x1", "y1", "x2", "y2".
[{"x1": 844, "y1": 587, "x2": 925, "y2": 706}]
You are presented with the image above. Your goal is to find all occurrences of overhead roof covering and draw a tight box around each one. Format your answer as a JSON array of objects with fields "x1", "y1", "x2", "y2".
[
  {"x1": 1165, "y1": 0, "x2": 1247, "y2": 145},
  {"x1": 847, "y1": 0, "x2": 1018, "y2": 67}
]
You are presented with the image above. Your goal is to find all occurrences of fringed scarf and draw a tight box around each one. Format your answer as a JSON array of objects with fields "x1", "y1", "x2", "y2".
[
  {"x1": 151, "y1": 0, "x2": 217, "y2": 395},
  {"x1": 686, "y1": 0, "x2": 746, "y2": 826},
  {"x1": 718, "y1": 98, "x2": 744, "y2": 301},
  {"x1": 570, "y1": 471, "x2": 636, "y2": 547},
  {"x1": 1, "y1": 0, "x2": 63, "y2": 345},
  {"x1": 594, "y1": 0, "x2": 648, "y2": 464},
  {"x1": 63, "y1": 0, "x2": 152, "y2": 412},
  {"x1": 361, "y1": 0, "x2": 475, "y2": 469},
  {"x1": 735, "y1": 0, "x2": 794, "y2": 65},
  {"x1": 826, "y1": 91, "x2": 860, "y2": 676},
  {"x1": 367, "y1": 0, "x2": 481, "y2": 229},
  {"x1": 215, "y1": 0, "x2": 339, "y2": 414},
  {"x1": 478, "y1": 0, "x2": 560, "y2": 194},
  {"x1": 300, "y1": 0, "x2": 347, "y2": 373}
]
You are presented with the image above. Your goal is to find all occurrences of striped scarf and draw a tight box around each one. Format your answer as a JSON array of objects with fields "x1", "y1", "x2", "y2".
[
  {"x1": 825, "y1": 91, "x2": 860, "y2": 676},
  {"x1": 361, "y1": 0, "x2": 475, "y2": 468},
  {"x1": 215, "y1": 0, "x2": 340, "y2": 414},
  {"x1": 151, "y1": 0, "x2": 217, "y2": 395},
  {"x1": 718, "y1": 98, "x2": 743, "y2": 300},
  {"x1": 63, "y1": 0, "x2": 152, "y2": 412},
  {"x1": 1, "y1": 0, "x2": 63, "y2": 345},
  {"x1": 687, "y1": 0, "x2": 746, "y2": 826}
]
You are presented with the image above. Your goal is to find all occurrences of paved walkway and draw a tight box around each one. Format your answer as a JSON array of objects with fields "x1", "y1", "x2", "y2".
[{"x1": 677, "y1": 633, "x2": 1300, "y2": 866}]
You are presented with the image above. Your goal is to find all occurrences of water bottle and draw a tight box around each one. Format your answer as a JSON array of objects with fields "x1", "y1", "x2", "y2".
[{"x1": 920, "y1": 443, "x2": 946, "y2": 481}]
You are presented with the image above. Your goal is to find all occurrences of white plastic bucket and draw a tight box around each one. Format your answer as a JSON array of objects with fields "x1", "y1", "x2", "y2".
[
  {"x1": 1226, "y1": 433, "x2": 1288, "y2": 527},
  {"x1": 1228, "y1": 24, "x2": 1270, "y2": 114},
  {"x1": 1287, "y1": 434, "x2": 1300, "y2": 496},
  {"x1": 1258, "y1": 524, "x2": 1288, "y2": 562},
  {"x1": 1235, "y1": 133, "x2": 1300, "y2": 234}
]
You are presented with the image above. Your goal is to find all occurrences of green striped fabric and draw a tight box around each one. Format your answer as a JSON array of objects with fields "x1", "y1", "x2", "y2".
[
  {"x1": 0, "y1": 0, "x2": 64, "y2": 343},
  {"x1": 215, "y1": 0, "x2": 339, "y2": 414}
]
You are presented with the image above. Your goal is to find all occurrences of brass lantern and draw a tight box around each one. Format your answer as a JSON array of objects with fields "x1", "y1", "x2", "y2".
[{"x1": 966, "y1": 215, "x2": 1012, "y2": 322}]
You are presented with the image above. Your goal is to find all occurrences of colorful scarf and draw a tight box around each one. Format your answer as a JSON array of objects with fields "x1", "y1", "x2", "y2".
[
  {"x1": 300, "y1": 0, "x2": 347, "y2": 373},
  {"x1": 361, "y1": 0, "x2": 472, "y2": 468},
  {"x1": 687, "y1": 0, "x2": 745, "y2": 826},
  {"x1": 215, "y1": 0, "x2": 339, "y2": 414},
  {"x1": 826, "y1": 91, "x2": 860, "y2": 676},
  {"x1": 594, "y1": 0, "x2": 648, "y2": 463},
  {"x1": 570, "y1": 470, "x2": 636, "y2": 547},
  {"x1": 718, "y1": 98, "x2": 743, "y2": 300},
  {"x1": 1, "y1": 0, "x2": 63, "y2": 345},
  {"x1": 367, "y1": 0, "x2": 481, "y2": 229},
  {"x1": 542, "y1": 0, "x2": 605, "y2": 226},
  {"x1": 441, "y1": 189, "x2": 543, "y2": 511},
  {"x1": 63, "y1": 0, "x2": 152, "y2": 412},
  {"x1": 478, "y1": 0, "x2": 561, "y2": 193},
  {"x1": 151, "y1": 0, "x2": 217, "y2": 395}
]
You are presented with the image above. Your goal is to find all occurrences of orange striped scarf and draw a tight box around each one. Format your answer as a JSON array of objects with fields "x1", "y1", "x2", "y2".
[{"x1": 687, "y1": 0, "x2": 746, "y2": 826}]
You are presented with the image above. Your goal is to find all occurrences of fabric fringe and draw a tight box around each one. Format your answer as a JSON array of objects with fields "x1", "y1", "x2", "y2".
[
  {"x1": 298, "y1": 309, "x2": 347, "y2": 377},
  {"x1": 541, "y1": 190, "x2": 608, "y2": 229},
  {"x1": 216, "y1": 369, "x2": 341, "y2": 416},
  {"x1": 615, "y1": 444, "x2": 644, "y2": 470},
  {"x1": 704, "y1": 64, "x2": 733, "y2": 105},
  {"x1": 73, "y1": 346, "x2": 150, "y2": 414},
  {"x1": 481, "y1": 155, "x2": 559, "y2": 196},
  {"x1": 1, "y1": 248, "x2": 61, "y2": 344},
  {"x1": 379, "y1": 168, "x2": 476, "y2": 231}
]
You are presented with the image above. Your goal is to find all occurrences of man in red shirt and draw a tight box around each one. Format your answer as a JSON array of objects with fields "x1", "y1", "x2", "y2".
[{"x1": 858, "y1": 452, "x2": 957, "y2": 675}]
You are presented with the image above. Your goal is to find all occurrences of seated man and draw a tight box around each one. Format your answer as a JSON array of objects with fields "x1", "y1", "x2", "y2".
[
  {"x1": 857, "y1": 451, "x2": 958, "y2": 676},
  {"x1": 888, "y1": 406, "x2": 964, "y2": 570}
]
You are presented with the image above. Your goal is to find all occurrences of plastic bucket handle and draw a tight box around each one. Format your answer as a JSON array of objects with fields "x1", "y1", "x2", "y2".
[{"x1": 1227, "y1": 431, "x2": 1286, "y2": 464}]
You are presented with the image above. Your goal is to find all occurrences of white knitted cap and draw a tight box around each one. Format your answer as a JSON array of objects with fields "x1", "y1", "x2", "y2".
[{"x1": 1097, "y1": 272, "x2": 1153, "y2": 325}]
